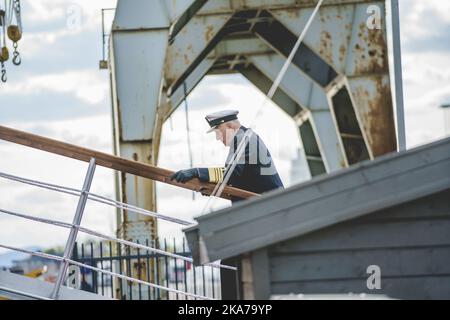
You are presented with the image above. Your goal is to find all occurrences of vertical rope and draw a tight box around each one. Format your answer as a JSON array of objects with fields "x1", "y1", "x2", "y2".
[
  {"x1": 183, "y1": 81, "x2": 195, "y2": 200},
  {"x1": 202, "y1": 0, "x2": 325, "y2": 213}
]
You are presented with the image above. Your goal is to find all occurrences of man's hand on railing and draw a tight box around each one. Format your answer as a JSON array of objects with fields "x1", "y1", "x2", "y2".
[
  {"x1": 170, "y1": 169, "x2": 211, "y2": 197},
  {"x1": 198, "y1": 187, "x2": 210, "y2": 197},
  {"x1": 170, "y1": 168, "x2": 199, "y2": 183}
]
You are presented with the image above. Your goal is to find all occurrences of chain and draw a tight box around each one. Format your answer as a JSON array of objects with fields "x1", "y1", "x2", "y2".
[
  {"x1": 0, "y1": 0, "x2": 22, "y2": 81},
  {"x1": 0, "y1": 10, "x2": 6, "y2": 82},
  {"x1": 12, "y1": 39, "x2": 19, "y2": 64},
  {"x1": 1, "y1": 61, "x2": 6, "y2": 82},
  {"x1": 11, "y1": 0, "x2": 20, "y2": 65}
]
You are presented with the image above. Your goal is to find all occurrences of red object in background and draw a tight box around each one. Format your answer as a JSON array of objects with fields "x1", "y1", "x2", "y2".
[{"x1": 45, "y1": 275, "x2": 57, "y2": 283}]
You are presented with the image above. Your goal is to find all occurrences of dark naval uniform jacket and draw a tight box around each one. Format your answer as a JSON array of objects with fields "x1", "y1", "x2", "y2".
[{"x1": 197, "y1": 126, "x2": 284, "y2": 202}]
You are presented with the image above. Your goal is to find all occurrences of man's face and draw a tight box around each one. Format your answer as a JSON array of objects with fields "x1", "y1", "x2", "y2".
[{"x1": 214, "y1": 124, "x2": 235, "y2": 146}]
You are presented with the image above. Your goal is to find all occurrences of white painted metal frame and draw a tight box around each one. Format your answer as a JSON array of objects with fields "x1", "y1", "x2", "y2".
[
  {"x1": 249, "y1": 54, "x2": 346, "y2": 172},
  {"x1": 325, "y1": 75, "x2": 375, "y2": 165},
  {"x1": 51, "y1": 158, "x2": 97, "y2": 299},
  {"x1": 389, "y1": 0, "x2": 406, "y2": 151}
]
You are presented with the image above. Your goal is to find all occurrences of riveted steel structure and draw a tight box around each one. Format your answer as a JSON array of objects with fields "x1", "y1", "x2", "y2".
[{"x1": 108, "y1": 0, "x2": 401, "y2": 251}]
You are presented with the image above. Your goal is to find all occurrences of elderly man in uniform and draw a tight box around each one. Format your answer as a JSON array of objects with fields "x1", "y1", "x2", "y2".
[
  {"x1": 170, "y1": 110, "x2": 284, "y2": 299},
  {"x1": 170, "y1": 110, "x2": 284, "y2": 201}
]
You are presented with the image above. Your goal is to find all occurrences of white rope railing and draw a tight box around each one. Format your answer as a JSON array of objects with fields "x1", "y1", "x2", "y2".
[
  {"x1": 0, "y1": 207, "x2": 236, "y2": 271},
  {"x1": 0, "y1": 285, "x2": 53, "y2": 300},
  {"x1": 0, "y1": 243, "x2": 213, "y2": 300},
  {"x1": 0, "y1": 170, "x2": 194, "y2": 226},
  {"x1": 87, "y1": 192, "x2": 194, "y2": 226},
  {"x1": 0, "y1": 171, "x2": 80, "y2": 196},
  {"x1": 0, "y1": 166, "x2": 237, "y2": 300}
]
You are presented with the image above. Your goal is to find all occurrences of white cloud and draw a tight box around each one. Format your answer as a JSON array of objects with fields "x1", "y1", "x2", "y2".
[
  {"x1": 21, "y1": 28, "x2": 85, "y2": 55},
  {"x1": 400, "y1": 0, "x2": 450, "y2": 41},
  {"x1": 401, "y1": 50, "x2": 450, "y2": 147},
  {"x1": 1, "y1": 69, "x2": 108, "y2": 105},
  {"x1": 403, "y1": 52, "x2": 450, "y2": 108},
  {"x1": 19, "y1": 0, "x2": 117, "y2": 56},
  {"x1": 0, "y1": 115, "x2": 116, "y2": 254},
  {"x1": 23, "y1": 0, "x2": 117, "y2": 27}
]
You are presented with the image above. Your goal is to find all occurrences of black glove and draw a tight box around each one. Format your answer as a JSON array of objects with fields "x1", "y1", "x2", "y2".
[
  {"x1": 199, "y1": 187, "x2": 209, "y2": 197},
  {"x1": 170, "y1": 168, "x2": 199, "y2": 183}
]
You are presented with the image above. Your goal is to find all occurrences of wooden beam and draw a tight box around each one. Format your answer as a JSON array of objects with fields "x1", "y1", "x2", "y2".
[{"x1": 0, "y1": 125, "x2": 258, "y2": 200}]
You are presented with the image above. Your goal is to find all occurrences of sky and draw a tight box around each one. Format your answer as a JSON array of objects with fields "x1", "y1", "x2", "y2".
[{"x1": 0, "y1": 0, "x2": 449, "y2": 255}]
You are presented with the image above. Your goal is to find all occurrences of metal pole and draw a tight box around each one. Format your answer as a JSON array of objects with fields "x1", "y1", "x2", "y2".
[
  {"x1": 101, "y1": 9, "x2": 105, "y2": 61},
  {"x1": 441, "y1": 104, "x2": 450, "y2": 135},
  {"x1": 390, "y1": 0, "x2": 406, "y2": 152},
  {"x1": 51, "y1": 158, "x2": 97, "y2": 299}
]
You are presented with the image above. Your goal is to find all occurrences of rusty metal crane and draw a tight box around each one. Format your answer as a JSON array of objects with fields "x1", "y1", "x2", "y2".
[{"x1": 108, "y1": 0, "x2": 405, "y2": 250}]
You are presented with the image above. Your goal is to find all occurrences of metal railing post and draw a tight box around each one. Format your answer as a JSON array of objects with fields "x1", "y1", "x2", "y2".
[
  {"x1": 51, "y1": 158, "x2": 97, "y2": 299},
  {"x1": 390, "y1": 0, "x2": 406, "y2": 152}
]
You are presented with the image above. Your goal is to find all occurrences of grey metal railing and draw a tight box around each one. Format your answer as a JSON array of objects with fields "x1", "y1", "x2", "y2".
[{"x1": 0, "y1": 157, "x2": 236, "y2": 300}]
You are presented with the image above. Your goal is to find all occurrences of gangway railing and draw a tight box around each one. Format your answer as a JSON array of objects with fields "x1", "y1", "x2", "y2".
[
  {"x1": 0, "y1": 125, "x2": 257, "y2": 200},
  {"x1": 0, "y1": 125, "x2": 252, "y2": 300},
  {"x1": 0, "y1": 161, "x2": 232, "y2": 300}
]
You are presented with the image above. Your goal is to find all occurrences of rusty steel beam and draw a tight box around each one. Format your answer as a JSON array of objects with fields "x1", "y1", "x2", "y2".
[
  {"x1": 169, "y1": 0, "x2": 209, "y2": 43},
  {"x1": 249, "y1": 54, "x2": 348, "y2": 171},
  {"x1": 238, "y1": 65, "x2": 327, "y2": 176},
  {"x1": 0, "y1": 125, "x2": 258, "y2": 201},
  {"x1": 110, "y1": 0, "x2": 175, "y2": 263},
  {"x1": 269, "y1": 1, "x2": 397, "y2": 157},
  {"x1": 253, "y1": 10, "x2": 338, "y2": 87},
  {"x1": 165, "y1": 13, "x2": 232, "y2": 95},
  {"x1": 167, "y1": 37, "x2": 275, "y2": 116},
  {"x1": 109, "y1": 0, "x2": 399, "y2": 197},
  {"x1": 239, "y1": 64, "x2": 302, "y2": 117},
  {"x1": 196, "y1": 0, "x2": 376, "y2": 16}
]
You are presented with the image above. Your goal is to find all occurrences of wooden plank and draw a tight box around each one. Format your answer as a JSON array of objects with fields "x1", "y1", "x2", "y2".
[
  {"x1": 270, "y1": 246, "x2": 450, "y2": 283},
  {"x1": 0, "y1": 125, "x2": 258, "y2": 201},
  {"x1": 251, "y1": 249, "x2": 271, "y2": 299},
  {"x1": 271, "y1": 276, "x2": 450, "y2": 300},
  {"x1": 195, "y1": 136, "x2": 450, "y2": 230},
  {"x1": 240, "y1": 253, "x2": 255, "y2": 300},
  {"x1": 356, "y1": 190, "x2": 450, "y2": 223},
  {"x1": 270, "y1": 209, "x2": 450, "y2": 254},
  {"x1": 197, "y1": 155, "x2": 450, "y2": 260}
]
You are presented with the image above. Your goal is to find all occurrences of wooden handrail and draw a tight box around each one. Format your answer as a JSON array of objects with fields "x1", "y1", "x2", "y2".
[{"x1": 0, "y1": 125, "x2": 258, "y2": 200}]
